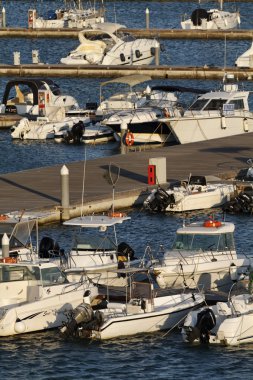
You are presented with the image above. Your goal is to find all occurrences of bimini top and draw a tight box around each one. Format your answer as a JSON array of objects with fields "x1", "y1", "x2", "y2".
[
  {"x1": 100, "y1": 74, "x2": 152, "y2": 88},
  {"x1": 177, "y1": 221, "x2": 235, "y2": 235},
  {"x1": 63, "y1": 215, "x2": 131, "y2": 228}
]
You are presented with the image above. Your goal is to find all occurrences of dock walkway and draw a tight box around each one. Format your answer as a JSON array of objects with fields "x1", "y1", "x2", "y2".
[{"x1": 0, "y1": 133, "x2": 252, "y2": 223}]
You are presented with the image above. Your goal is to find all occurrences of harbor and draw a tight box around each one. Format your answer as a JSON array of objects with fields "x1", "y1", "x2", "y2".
[{"x1": 2, "y1": 0, "x2": 253, "y2": 379}]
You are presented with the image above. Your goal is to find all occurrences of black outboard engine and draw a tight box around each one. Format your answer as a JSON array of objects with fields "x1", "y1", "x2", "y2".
[
  {"x1": 39, "y1": 236, "x2": 60, "y2": 259},
  {"x1": 64, "y1": 120, "x2": 85, "y2": 144},
  {"x1": 191, "y1": 8, "x2": 209, "y2": 26},
  {"x1": 147, "y1": 187, "x2": 172, "y2": 212},
  {"x1": 196, "y1": 308, "x2": 216, "y2": 343},
  {"x1": 117, "y1": 242, "x2": 136, "y2": 261}
]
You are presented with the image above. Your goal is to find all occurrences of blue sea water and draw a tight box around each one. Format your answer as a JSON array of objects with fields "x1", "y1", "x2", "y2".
[{"x1": 1, "y1": 1, "x2": 253, "y2": 379}]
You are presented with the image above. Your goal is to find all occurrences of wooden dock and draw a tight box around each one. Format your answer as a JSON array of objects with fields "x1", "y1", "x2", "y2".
[
  {"x1": 0, "y1": 64, "x2": 252, "y2": 80},
  {"x1": 0, "y1": 133, "x2": 252, "y2": 223},
  {"x1": 0, "y1": 28, "x2": 252, "y2": 40}
]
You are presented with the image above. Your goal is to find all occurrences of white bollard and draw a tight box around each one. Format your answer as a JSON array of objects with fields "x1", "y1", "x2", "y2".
[
  {"x1": 13, "y1": 52, "x2": 20, "y2": 65},
  {"x1": 146, "y1": 8, "x2": 150, "y2": 29},
  {"x1": 2, "y1": 7, "x2": 6, "y2": 28},
  {"x1": 2, "y1": 233, "x2": 9, "y2": 258},
  {"x1": 61, "y1": 165, "x2": 70, "y2": 220},
  {"x1": 154, "y1": 42, "x2": 160, "y2": 66},
  {"x1": 249, "y1": 54, "x2": 253, "y2": 69},
  {"x1": 32, "y1": 50, "x2": 40, "y2": 64}
]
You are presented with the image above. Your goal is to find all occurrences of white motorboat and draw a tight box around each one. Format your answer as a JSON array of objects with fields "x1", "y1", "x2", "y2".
[
  {"x1": 95, "y1": 74, "x2": 153, "y2": 119},
  {"x1": 11, "y1": 115, "x2": 91, "y2": 140},
  {"x1": 152, "y1": 217, "x2": 253, "y2": 292},
  {"x1": 144, "y1": 175, "x2": 235, "y2": 212},
  {"x1": 182, "y1": 288, "x2": 253, "y2": 345},
  {"x1": 1, "y1": 78, "x2": 80, "y2": 119},
  {"x1": 0, "y1": 261, "x2": 97, "y2": 336},
  {"x1": 63, "y1": 214, "x2": 139, "y2": 286},
  {"x1": 181, "y1": 0, "x2": 240, "y2": 30},
  {"x1": 235, "y1": 42, "x2": 253, "y2": 68},
  {"x1": 54, "y1": 120, "x2": 115, "y2": 144},
  {"x1": 160, "y1": 76, "x2": 253, "y2": 144},
  {"x1": 60, "y1": 23, "x2": 160, "y2": 66},
  {"x1": 61, "y1": 268, "x2": 205, "y2": 340}
]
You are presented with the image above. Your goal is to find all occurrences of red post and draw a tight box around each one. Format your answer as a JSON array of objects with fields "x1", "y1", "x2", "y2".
[{"x1": 148, "y1": 165, "x2": 156, "y2": 185}]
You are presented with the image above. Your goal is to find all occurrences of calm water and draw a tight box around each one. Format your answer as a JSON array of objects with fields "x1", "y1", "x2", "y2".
[{"x1": 1, "y1": 1, "x2": 253, "y2": 379}]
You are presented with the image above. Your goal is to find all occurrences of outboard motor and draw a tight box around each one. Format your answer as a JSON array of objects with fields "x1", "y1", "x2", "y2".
[
  {"x1": 39, "y1": 236, "x2": 60, "y2": 259},
  {"x1": 191, "y1": 8, "x2": 209, "y2": 26},
  {"x1": 146, "y1": 187, "x2": 172, "y2": 212},
  {"x1": 190, "y1": 308, "x2": 216, "y2": 343},
  {"x1": 63, "y1": 120, "x2": 85, "y2": 144},
  {"x1": 117, "y1": 242, "x2": 136, "y2": 261}
]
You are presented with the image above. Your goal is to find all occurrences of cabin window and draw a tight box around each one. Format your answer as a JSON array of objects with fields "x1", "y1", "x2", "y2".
[
  {"x1": 204, "y1": 99, "x2": 227, "y2": 111},
  {"x1": 120, "y1": 53, "x2": 126, "y2": 62},
  {"x1": 173, "y1": 232, "x2": 235, "y2": 252},
  {"x1": 41, "y1": 267, "x2": 68, "y2": 286},
  {"x1": 188, "y1": 98, "x2": 209, "y2": 111},
  {"x1": 0, "y1": 265, "x2": 40, "y2": 282},
  {"x1": 228, "y1": 99, "x2": 244, "y2": 110}
]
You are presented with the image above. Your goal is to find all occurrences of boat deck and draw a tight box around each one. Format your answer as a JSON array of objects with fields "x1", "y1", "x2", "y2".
[{"x1": 0, "y1": 133, "x2": 252, "y2": 220}]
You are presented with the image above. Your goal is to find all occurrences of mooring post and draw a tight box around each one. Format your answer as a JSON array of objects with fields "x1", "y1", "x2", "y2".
[
  {"x1": 32, "y1": 50, "x2": 40, "y2": 64},
  {"x1": 2, "y1": 7, "x2": 6, "y2": 28},
  {"x1": 13, "y1": 52, "x2": 20, "y2": 65},
  {"x1": 2, "y1": 233, "x2": 9, "y2": 258},
  {"x1": 155, "y1": 42, "x2": 160, "y2": 66},
  {"x1": 61, "y1": 165, "x2": 70, "y2": 221},
  {"x1": 146, "y1": 8, "x2": 150, "y2": 29}
]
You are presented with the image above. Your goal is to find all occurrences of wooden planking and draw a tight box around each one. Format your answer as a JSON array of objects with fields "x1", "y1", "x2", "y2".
[{"x1": 0, "y1": 133, "x2": 253, "y2": 214}]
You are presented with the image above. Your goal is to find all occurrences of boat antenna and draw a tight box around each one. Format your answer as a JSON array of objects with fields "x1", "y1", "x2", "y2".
[
  {"x1": 81, "y1": 145, "x2": 87, "y2": 217},
  {"x1": 224, "y1": 34, "x2": 227, "y2": 73}
]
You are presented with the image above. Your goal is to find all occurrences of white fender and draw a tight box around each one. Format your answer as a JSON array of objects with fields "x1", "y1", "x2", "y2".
[
  {"x1": 221, "y1": 116, "x2": 227, "y2": 129},
  {"x1": 243, "y1": 118, "x2": 249, "y2": 132}
]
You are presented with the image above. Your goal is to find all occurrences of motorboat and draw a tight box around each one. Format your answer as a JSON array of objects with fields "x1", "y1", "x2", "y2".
[
  {"x1": 54, "y1": 120, "x2": 115, "y2": 144},
  {"x1": 182, "y1": 288, "x2": 253, "y2": 345},
  {"x1": 144, "y1": 175, "x2": 235, "y2": 212},
  {"x1": 235, "y1": 42, "x2": 253, "y2": 68},
  {"x1": 102, "y1": 85, "x2": 205, "y2": 145},
  {"x1": 181, "y1": 0, "x2": 240, "y2": 30},
  {"x1": 30, "y1": 0, "x2": 105, "y2": 29},
  {"x1": 60, "y1": 268, "x2": 205, "y2": 340},
  {"x1": 95, "y1": 74, "x2": 153, "y2": 119},
  {"x1": 0, "y1": 260, "x2": 97, "y2": 336},
  {"x1": 60, "y1": 22, "x2": 160, "y2": 65},
  {"x1": 152, "y1": 217, "x2": 253, "y2": 292},
  {"x1": 160, "y1": 76, "x2": 253, "y2": 144},
  {"x1": 0, "y1": 78, "x2": 80, "y2": 118},
  {"x1": 11, "y1": 115, "x2": 91, "y2": 140},
  {"x1": 62, "y1": 214, "x2": 139, "y2": 286}
]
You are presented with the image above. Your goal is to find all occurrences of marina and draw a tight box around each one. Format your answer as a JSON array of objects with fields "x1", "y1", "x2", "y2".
[{"x1": 2, "y1": 1, "x2": 253, "y2": 380}]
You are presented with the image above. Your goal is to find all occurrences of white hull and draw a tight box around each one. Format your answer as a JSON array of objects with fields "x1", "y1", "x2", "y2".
[
  {"x1": 165, "y1": 114, "x2": 253, "y2": 144},
  {"x1": 0, "y1": 286, "x2": 87, "y2": 336},
  {"x1": 235, "y1": 42, "x2": 253, "y2": 68},
  {"x1": 155, "y1": 257, "x2": 249, "y2": 292},
  {"x1": 182, "y1": 294, "x2": 253, "y2": 345}
]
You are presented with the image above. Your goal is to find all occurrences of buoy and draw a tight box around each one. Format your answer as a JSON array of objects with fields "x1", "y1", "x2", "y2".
[
  {"x1": 203, "y1": 219, "x2": 222, "y2": 228},
  {"x1": 125, "y1": 131, "x2": 134, "y2": 146}
]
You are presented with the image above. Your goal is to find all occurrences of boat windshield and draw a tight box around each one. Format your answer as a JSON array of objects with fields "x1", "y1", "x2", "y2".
[
  {"x1": 0, "y1": 264, "x2": 68, "y2": 286},
  {"x1": 172, "y1": 232, "x2": 235, "y2": 252},
  {"x1": 73, "y1": 234, "x2": 117, "y2": 251},
  {"x1": 188, "y1": 98, "x2": 209, "y2": 111}
]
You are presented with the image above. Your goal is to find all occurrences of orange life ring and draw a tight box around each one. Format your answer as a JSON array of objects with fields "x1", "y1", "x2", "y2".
[
  {"x1": 163, "y1": 108, "x2": 170, "y2": 118},
  {"x1": 108, "y1": 212, "x2": 127, "y2": 218},
  {"x1": 0, "y1": 257, "x2": 17, "y2": 263},
  {"x1": 203, "y1": 219, "x2": 222, "y2": 228},
  {"x1": 0, "y1": 214, "x2": 8, "y2": 221},
  {"x1": 125, "y1": 131, "x2": 134, "y2": 146}
]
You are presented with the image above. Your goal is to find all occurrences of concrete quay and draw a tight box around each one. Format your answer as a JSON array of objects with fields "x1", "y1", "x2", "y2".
[
  {"x1": 0, "y1": 28, "x2": 252, "y2": 40},
  {"x1": 0, "y1": 133, "x2": 253, "y2": 224},
  {"x1": 0, "y1": 64, "x2": 252, "y2": 80}
]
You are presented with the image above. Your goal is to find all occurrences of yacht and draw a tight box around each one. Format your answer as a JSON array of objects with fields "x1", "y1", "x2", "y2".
[
  {"x1": 160, "y1": 77, "x2": 253, "y2": 144},
  {"x1": 60, "y1": 23, "x2": 160, "y2": 66},
  {"x1": 181, "y1": 0, "x2": 240, "y2": 30},
  {"x1": 152, "y1": 217, "x2": 253, "y2": 292}
]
